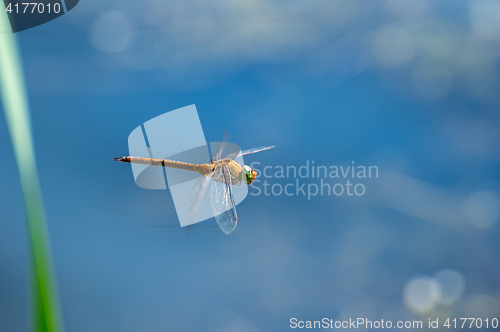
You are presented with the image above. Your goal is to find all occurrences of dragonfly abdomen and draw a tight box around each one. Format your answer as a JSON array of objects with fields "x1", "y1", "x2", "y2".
[{"x1": 114, "y1": 156, "x2": 211, "y2": 175}]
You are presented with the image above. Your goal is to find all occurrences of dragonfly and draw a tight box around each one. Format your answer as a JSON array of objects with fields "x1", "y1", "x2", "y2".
[{"x1": 114, "y1": 132, "x2": 274, "y2": 234}]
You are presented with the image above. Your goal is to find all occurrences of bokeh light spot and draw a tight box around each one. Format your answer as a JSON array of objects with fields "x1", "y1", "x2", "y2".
[
  {"x1": 434, "y1": 269, "x2": 465, "y2": 305},
  {"x1": 403, "y1": 276, "x2": 441, "y2": 314},
  {"x1": 89, "y1": 11, "x2": 135, "y2": 54},
  {"x1": 463, "y1": 190, "x2": 500, "y2": 229},
  {"x1": 471, "y1": 0, "x2": 500, "y2": 41}
]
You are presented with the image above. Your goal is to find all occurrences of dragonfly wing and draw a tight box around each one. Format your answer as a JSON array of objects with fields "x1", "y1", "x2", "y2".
[
  {"x1": 212, "y1": 129, "x2": 230, "y2": 161},
  {"x1": 210, "y1": 165, "x2": 238, "y2": 235},
  {"x1": 187, "y1": 174, "x2": 212, "y2": 225},
  {"x1": 225, "y1": 146, "x2": 275, "y2": 160}
]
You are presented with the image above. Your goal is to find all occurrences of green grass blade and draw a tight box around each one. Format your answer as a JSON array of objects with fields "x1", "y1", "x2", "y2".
[{"x1": 0, "y1": 10, "x2": 64, "y2": 332}]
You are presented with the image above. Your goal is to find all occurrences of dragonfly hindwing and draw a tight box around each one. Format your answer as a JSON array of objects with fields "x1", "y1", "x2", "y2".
[{"x1": 210, "y1": 165, "x2": 238, "y2": 235}]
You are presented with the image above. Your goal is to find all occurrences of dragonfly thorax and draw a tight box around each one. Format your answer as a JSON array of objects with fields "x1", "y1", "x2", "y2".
[
  {"x1": 212, "y1": 160, "x2": 242, "y2": 185},
  {"x1": 212, "y1": 160, "x2": 256, "y2": 185}
]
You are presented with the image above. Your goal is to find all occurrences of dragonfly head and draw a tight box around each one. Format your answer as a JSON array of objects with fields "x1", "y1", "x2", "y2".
[{"x1": 242, "y1": 165, "x2": 257, "y2": 185}]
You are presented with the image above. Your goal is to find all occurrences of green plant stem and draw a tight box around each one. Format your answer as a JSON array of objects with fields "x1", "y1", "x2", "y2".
[{"x1": 0, "y1": 10, "x2": 63, "y2": 332}]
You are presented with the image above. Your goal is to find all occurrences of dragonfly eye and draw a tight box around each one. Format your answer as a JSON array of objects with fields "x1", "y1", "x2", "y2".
[{"x1": 242, "y1": 165, "x2": 256, "y2": 185}]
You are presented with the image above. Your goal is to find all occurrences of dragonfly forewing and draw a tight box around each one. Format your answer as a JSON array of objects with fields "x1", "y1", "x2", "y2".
[
  {"x1": 212, "y1": 129, "x2": 230, "y2": 162},
  {"x1": 225, "y1": 146, "x2": 275, "y2": 160}
]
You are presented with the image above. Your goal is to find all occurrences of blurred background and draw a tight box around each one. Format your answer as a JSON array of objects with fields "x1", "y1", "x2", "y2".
[{"x1": 1, "y1": 0, "x2": 500, "y2": 331}]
